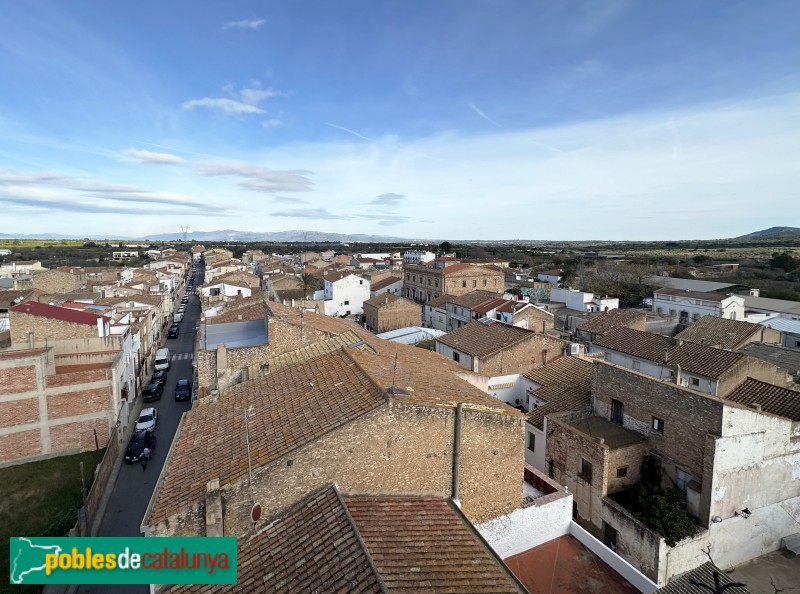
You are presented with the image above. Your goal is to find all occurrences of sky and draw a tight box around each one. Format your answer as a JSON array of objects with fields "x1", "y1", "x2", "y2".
[{"x1": 0, "y1": 1, "x2": 799, "y2": 241}]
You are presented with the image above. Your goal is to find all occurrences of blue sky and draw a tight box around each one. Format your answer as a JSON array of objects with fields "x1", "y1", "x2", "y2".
[{"x1": 0, "y1": 0, "x2": 798, "y2": 240}]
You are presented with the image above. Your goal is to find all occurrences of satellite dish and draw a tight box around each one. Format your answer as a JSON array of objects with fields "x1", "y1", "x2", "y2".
[{"x1": 251, "y1": 503, "x2": 262, "y2": 523}]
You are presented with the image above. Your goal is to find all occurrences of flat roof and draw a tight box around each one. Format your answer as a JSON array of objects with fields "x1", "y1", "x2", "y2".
[
  {"x1": 649, "y1": 276, "x2": 737, "y2": 292},
  {"x1": 203, "y1": 319, "x2": 267, "y2": 349},
  {"x1": 566, "y1": 416, "x2": 647, "y2": 449}
]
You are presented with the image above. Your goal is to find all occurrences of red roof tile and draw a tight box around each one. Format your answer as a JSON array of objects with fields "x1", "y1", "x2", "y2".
[{"x1": 11, "y1": 301, "x2": 106, "y2": 326}]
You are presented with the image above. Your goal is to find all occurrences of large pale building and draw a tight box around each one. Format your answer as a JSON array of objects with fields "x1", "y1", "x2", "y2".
[{"x1": 403, "y1": 261, "x2": 504, "y2": 304}]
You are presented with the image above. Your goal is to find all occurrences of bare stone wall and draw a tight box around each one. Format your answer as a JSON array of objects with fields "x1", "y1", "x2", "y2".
[
  {"x1": 480, "y1": 334, "x2": 567, "y2": 375},
  {"x1": 10, "y1": 312, "x2": 97, "y2": 344},
  {"x1": 151, "y1": 402, "x2": 524, "y2": 538},
  {"x1": 363, "y1": 299, "x2": 422, "y2": 333},
  {"x1": 31, "y1": 270, "x2": 83, "y2": 294}
]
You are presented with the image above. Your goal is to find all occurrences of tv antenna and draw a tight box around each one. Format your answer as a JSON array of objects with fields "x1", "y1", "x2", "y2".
[{"x1": 179, "y1": 225, "x2": 190, "y2": 241}]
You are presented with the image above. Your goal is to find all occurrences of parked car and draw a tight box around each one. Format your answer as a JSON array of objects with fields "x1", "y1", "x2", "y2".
[
  {"x1": 136, "y1": 407, "x2": 158, "y2": 433},
  {"x1": 167, "y1": 324, "x2": 179, "y2": 338},
  {"x1": 175, "y1": 378, "x2": 192, "y2": 401},
  {"x1": 177, "y1": 305, "x2": 186, "y2": 314},
  {"x1": 125, "y1": 430, "x2": 155, "y2": 463},
  {"x1": 142, "y1": 382, "x2": 163, "y2": 402},
  {"x1": 174, "y1": 312, "x2": 184, "y2": 323},
  {"x1": 151, "y1": 370, "x2": 168, "y2": 386},
  {"x1": 181, "y1": 296, "x2": 189, "y2": 304}
]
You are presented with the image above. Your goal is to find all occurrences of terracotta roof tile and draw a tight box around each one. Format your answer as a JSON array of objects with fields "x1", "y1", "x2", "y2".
[
  {"x1": 206, "y1": 302, "x2": 267, "y2": 324},
  {"x1": 267, "y1": 300, "x2": 372, "y2": 338},
  {"x1": 364, "y1": 294, "x2": 418, "y2": 309},
  {"x1": 578, "y1": 309, "x2": 647, "y2": 337},
  {"x1": 371, "y1": 276, "x2": 403, "y2": 291},
  {"x1": 345, "y1": 495, "x2": 525, "y2": 593},
  {"x1": 164, "y1": 485, "x2": 383, "y2": 594},
  {"x1": 524, "y1": 357, "x2": 593, "y2": 429},
  {"x1": 594, "y1": 328, "x2": 746, "y2": 378},
  {"x1": 11, "y1": 301, "x2": 106, "y2": 326},
  {"x1": 437, "y1": 321, "x2": 536, "y2": 358},
  {"x1": 675, "y1": 316, "x2": 761, "y2": 349},
  {"x1": 725, "y1": 377, "x2": 800, "y2": 421}
]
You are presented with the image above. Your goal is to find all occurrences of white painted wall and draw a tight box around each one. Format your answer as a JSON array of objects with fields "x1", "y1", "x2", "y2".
[
  {"x1": 403, "y1": 251, "x2": 435, "y2": 264},
  {"x1": 477, "y1": 491, "x2": 573, "y2": 558},
  {"x1": 525, "y1": 422, "x2": 546, "y2": 471},
  {"x1": 434, "y1": 342, "x2": 473, "y2": 370},
  {"x1": 370, "y1": 279, "x2": 403, "y2": 297},
  {"x1": 551, "y1": 288, "x2": 594, "y2": 311},
  {"x1": 322, "y1": 274, "x2": 370, "y2": 316},
  {"x1": 424, "y1": 303, "x2": 447, "y2": 331}
]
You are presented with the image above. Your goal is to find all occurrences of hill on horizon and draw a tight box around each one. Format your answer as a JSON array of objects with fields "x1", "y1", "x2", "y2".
[{"x1": 736, "y1": 227, "x2": 800, "y2": 240}]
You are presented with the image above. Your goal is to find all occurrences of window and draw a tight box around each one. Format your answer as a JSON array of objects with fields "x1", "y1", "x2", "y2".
[
  {"x1": 483, "y1": 279, "x2": 487, "y2": 286},
  {"x1": 435, "y1": 280, "x2": 439, "y2": 287},
  {"x1": 616, "y1": 466, "x2": 628, "y2": 478},
  {"x1": 691, "y1": 377, "x2": 700, "y2": 386},
  {"x1": 462, "y1": 280, "x2": 467, "y2": 288},
  {"x1": 453, "y1": 352, "x2": 460, "y2": 363},
  {"x1": 472, "y1": 280, "x2": 477, "y2": 287},
  {"x1": 656, "y1": 307, "x2": 663, "y2": 314},
  {"x1": 652, "y1": 417, "x2": 665, "y2": 432},
  {"x1": 427, "y1": 278, "x2": 431, "y2": 285},
  {"x1": 528, "y1": 433, "x2": 536, "y2": 452},
  {"x1": 632, "y1": 360, "x2": 640, "y2": 371},
  {"x1": 579, "y1": 459, "x2": 593, "y2": 482},
  {"x1": 359, "y1": 280, "x2": 363, "y2": 285},
  {"x1": 692, "y1": 313, "x2": 700, "y2": 321},
  {"x1": 669, "y1": 309, "x2": 677, "y2": 316},
  {"x1": 676, "y1": 468, "x2": 692, "y2": 492},
  {"x1": 344, "y1": 300, "x2": 350, "y2": 305},
  {"x1": 406, "y1": 274, "x2": 410, "y2": 280}
]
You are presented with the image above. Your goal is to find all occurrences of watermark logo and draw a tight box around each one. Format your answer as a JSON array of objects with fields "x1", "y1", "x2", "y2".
[{"x1": 9, "y1": 537, "x2": 237, "y2": 585}]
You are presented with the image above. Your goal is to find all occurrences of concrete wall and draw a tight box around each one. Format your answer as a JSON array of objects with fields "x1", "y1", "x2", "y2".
[{"x1": 149, "y1": 401, "x2": 524, "y2": 538}]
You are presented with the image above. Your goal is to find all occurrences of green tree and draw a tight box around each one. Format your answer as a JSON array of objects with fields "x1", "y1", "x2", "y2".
[
  {"x1": 439, "y1": 241, "x2": 452, "y2": 253},
  {"x1": 300, "y1": 272, "x2": 316, "y2": 299},
  {"x1": 769, "y1": 251, "x2": 798, "y2": 272}
]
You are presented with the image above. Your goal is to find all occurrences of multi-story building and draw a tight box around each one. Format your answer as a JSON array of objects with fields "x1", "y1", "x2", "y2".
[
  {"x1": 322, "y1": 271, "x2": 370, "y2": 316},
  {"x1": 652, "y1": 288, "x2": 745, "y2": 324},
  {"x1": 362, "y1": 294, "x2": 421, "y2": 333},
  {"x1": 403, "y1": 261, "x2": 504, "y2": 304},
  {"x1": 403, "y1": 250, "x2": 435, "y2": 265}
]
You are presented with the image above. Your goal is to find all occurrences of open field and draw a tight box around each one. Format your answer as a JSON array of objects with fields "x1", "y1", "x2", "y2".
[{"x1": 0, "y1": 450, "x2": 104, "y2": 593}]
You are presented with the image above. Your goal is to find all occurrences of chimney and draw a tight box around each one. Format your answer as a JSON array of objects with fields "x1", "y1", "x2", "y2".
[
  {"x1": 27, "y1": 331, "x2": 35, "y2": 348},
  {"x1": 664, "y1": 348, "x2": 669, "y2": 363},
  {"x1": 675, "y1": 363, "x2": 681, "y2": 385},
  {"x1": 542, "y1": 319, "x2": 546, "y2": 334},
  {"x1": 749, "y1": 402, "x2": 762, "y2": 412},
  {"x1": 760, "y1": 326, "x2": 765, "y2": 344}
]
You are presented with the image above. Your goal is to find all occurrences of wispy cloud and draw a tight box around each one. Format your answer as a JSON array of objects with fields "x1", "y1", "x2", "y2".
[
  {"x1": 121, "y1": 147, "x2": 185, "y2": 165},
  {"x1": 182, "y1": 97, "x2": 265, "y2": 115},
  {"x1": 357, "y1": 213, "x2": 410, "y2": 227},
  {"x1": 468, "y1": 103, "x2": 501, "y2": 128},
  {"x1": 182, "y1": 82, "x2": 280, "y2": 117},
  {"x1": 261, "y1": 118, "x2": 283, "y2": 128},
  {"x1": 195, "y1": 163, "x2": 314, "y2": 193},
  {"x1": 368, "y1": 193, "x2": 405, "y2": 207},
  {"x1": 0, "y1": 168, "x2": 225, "y2": 214},
  {"x1": 271, "y1": 207, "x2": 349, "y2": 220},
  {"x1": 223, "y1": 19, "x2": 265, "y2": 31},
  {"x1": 326, "y1": 123, "x2": 370, "y2": 141}
]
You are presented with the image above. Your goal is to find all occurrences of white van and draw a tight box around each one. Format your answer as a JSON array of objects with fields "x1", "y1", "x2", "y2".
[
  {"x1": 174, "y1": 312, "x2": 184, "y2": 323},
  {"x1": 155, "y1": 348, "x2": 171, "y2": 371}
]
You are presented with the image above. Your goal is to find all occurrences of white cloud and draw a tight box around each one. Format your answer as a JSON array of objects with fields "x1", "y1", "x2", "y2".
[
  {"x1": 181, "y1": 98, "x2": 265, "y2": 115},
  {"x1": 121, "y1": 148, "x2": 185, "y2": 165},
  {"x1": 326, "y1": 123, "x2": 370, "y2": 141},
  {"x1": 271, "y1": 207, "x2": 349, "y2": 220},
  {"x1": 261, "y1": 118, "x2": 283, "y2": 128},
  {"x1": 368, "y1": 193, "x2": 405, "y2": 206},
  {"x1": 223, "y1": 19, "x2": 265, "y2": 31},
  {"x1": 195, "y1": 162, "x2": 314, "y2": 193}
]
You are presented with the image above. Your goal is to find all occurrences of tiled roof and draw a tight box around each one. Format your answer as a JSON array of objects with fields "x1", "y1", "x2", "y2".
[
  {"x1": 446, "y1": 291, "x2": 504, "y2": 309},
  {"x1": 323, "y1": 270, "x2": 366, "y2": 283},
  {"x1": 736, "y1": 343, "x2": 800, "y2": 373},
  {"x1": 207, "y1": 302, "x2": 266, "y2": 324},
  {"x1": 426, "y1": 294, "x2": 450, "y2": 308},
  {"x1": 345, "y1": 495, "x2": 525, "y2": 593},
  {"x1": 654, "y1": 288, "x2": 733, "y2": 302},
  {"x1": 594, "y1": 328, "x2": 745, "y2": 378},
  {"x1": 267, "y1": 300, "x2": 371, "y2": 338},
  {"x1": 364, "y1": 294, "x2": 418, "y2": 309},
  {"x1": 524, "y1": 357, "x2": 593, "y2": 429},
  {"x1": 725, "y1": 378, "x2": 800, "y2": 422},
  {"x1": 578, "y1": 309, "x2": 647, "y2": 337},
  {"x1": 472, "y1": 297, "x2": 511, "y2": 314},
  {"x1": 437, "y1": 321, "x2": 537, "y2": 358},
  {"x1": 149, "y1": 348, "x2": 386, "y2": 524},
  {"x1": 371, "y1": 275, "x2": 402, "y2": 291},
  {"x1": 655, "y1": 562, "x2": 751, "y2": 594},
  {"x1": 164, "y1": 485, "x2": 383, "y2": 594},
  {"x1": 675, "y1": 316, "x2": 761, "y2": 349},
  {"x1": 11, "y1": 301, "x2": 106, "y2": 326},
  {"x1": 150, "y1": 334, "x2": 519, "y2": 524}
]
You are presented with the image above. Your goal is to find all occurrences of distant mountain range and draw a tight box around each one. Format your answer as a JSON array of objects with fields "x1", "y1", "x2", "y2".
[
  {"x1": 0, "y1": 230, "x2": 413, "y2": 242},
  {"x1": 736, "y1": 227, "x2": 800, "y2": 239}
]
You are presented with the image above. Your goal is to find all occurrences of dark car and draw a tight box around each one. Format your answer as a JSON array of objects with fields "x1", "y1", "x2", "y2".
[
  {"x1": 142, "y1": 382, "x2": 163, "y2": 402},
  {"x1": 124, "y1": 430, "x2": 155, "y2": 463},
  {"x1": 174, "y1": 378, "x2": 192, "y2": 401},
  {"x1": 151, "y1": 370, "x2": 167, "y2": 386},
  {"x1": 167, "y1": 324, "x2": 179, "y2": 339}
]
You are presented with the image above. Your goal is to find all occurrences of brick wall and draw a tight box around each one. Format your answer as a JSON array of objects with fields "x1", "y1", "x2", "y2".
[
  {"x1": 151, "y1": 401, "x2": 524, "y2": 538},
  {"x1": 50, "y1": 417, "x2": 110, "y2": 453},
  {"x1": 46, "y1": 368, "x2": 109, "y2": 388},
  {"x1": 48, "y1": 387, "x2": 112, "y2": 419},
  {"x1": 10, "y1": 311, "x2": 97, "y2": 344},
  {"x1": 0, "y1": 429, "x2": 42, "y2": 462},
  {"x1": 0, "y1": 365, "x2": 37, "y2": 394},
  {"x1": 0, "y1": 399, "x2": 40, "y2": 428},
  {"x1": 480, "y1": 334, "x2": 568, "y2": 375}
]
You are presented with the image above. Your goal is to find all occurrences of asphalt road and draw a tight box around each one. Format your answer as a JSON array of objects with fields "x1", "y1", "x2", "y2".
[{"x1": 78, "y1": 268, "x2": 202, "y2": 594}]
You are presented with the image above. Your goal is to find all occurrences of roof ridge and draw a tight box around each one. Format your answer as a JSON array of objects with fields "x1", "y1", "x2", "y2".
[{"x1": 334, "y1": 485, "x2": 389, "y2": 594}]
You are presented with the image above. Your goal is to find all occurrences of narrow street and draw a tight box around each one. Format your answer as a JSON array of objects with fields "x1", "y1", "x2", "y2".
[{"x1": 78, "y1": 266, "x2": 202, "y2": 594}]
